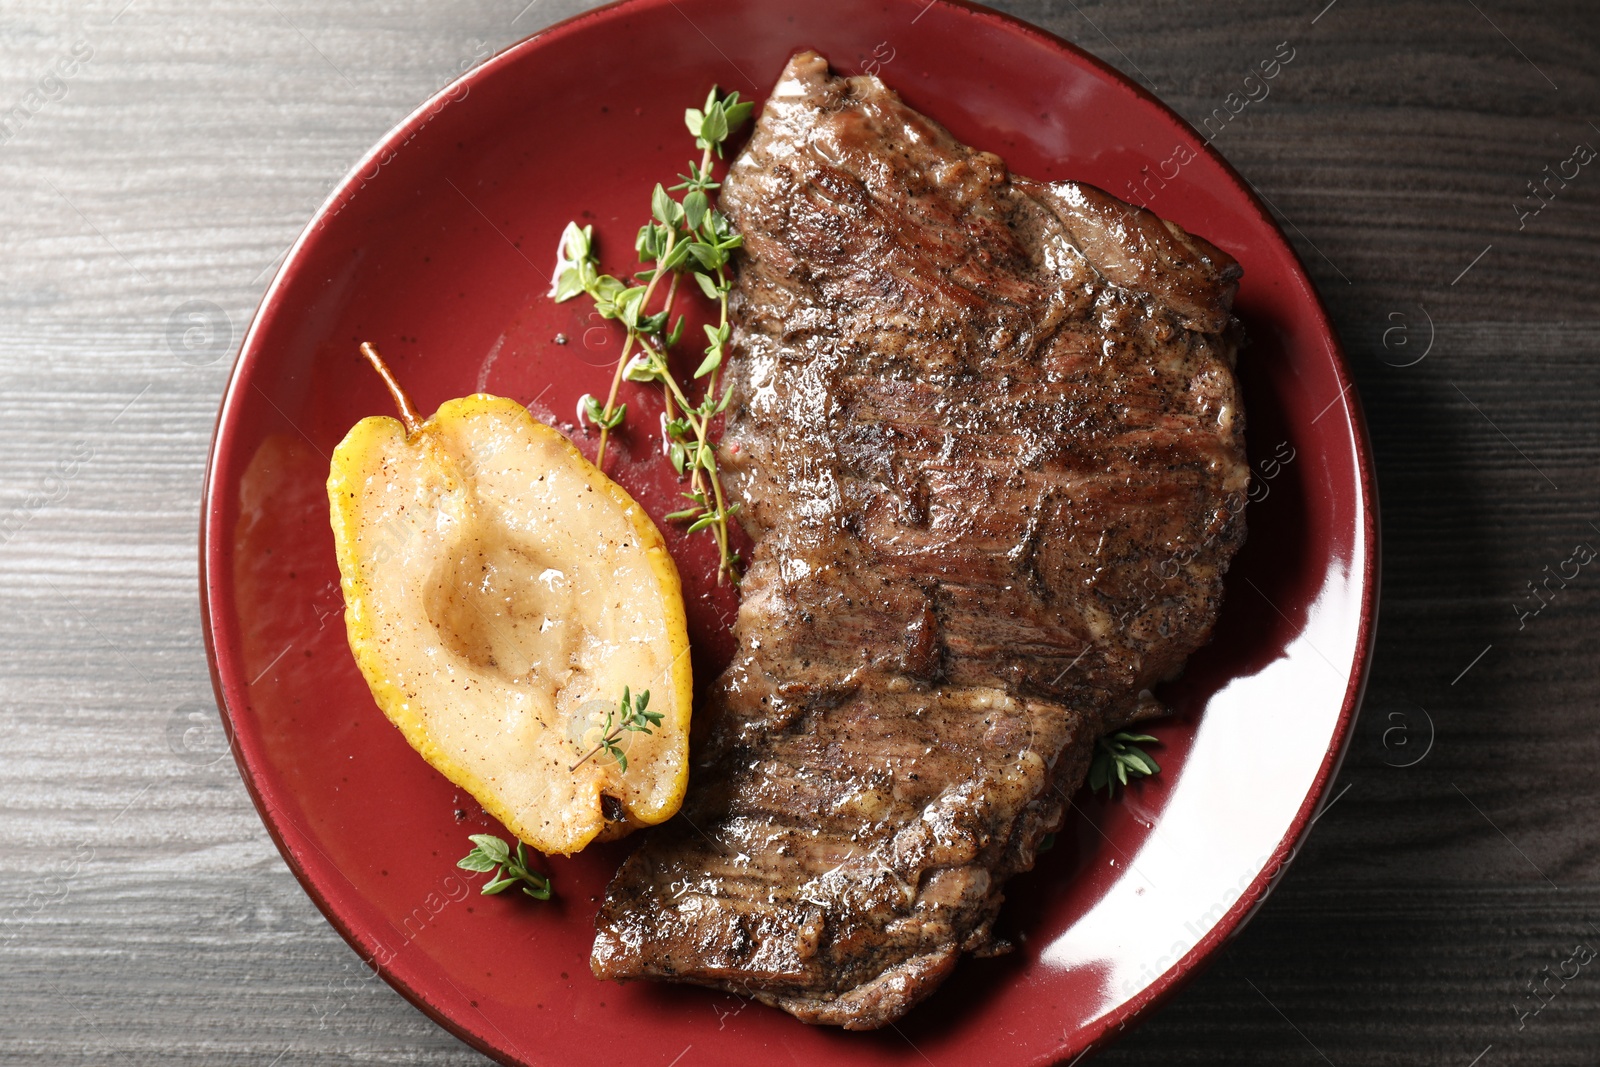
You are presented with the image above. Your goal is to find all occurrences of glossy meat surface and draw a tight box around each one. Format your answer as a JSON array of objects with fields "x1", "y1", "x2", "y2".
[{"x1": 591, "y1": 51, "x2": 1249, "y2": 1029}]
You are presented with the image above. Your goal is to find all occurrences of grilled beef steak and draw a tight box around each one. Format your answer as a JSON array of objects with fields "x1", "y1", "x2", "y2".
[{"x1": 592, "y1": 51, "x2": 1249, "y2": 1029}]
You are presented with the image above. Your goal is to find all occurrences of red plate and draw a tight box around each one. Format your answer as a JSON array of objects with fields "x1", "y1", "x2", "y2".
[{"x1": 199, "y1": 1, "x2": 1378, "y2": 1062}]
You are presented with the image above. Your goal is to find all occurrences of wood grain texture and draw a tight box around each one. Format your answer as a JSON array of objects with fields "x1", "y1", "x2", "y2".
[{"x1": 1, "y1": 0, "x2": 1596, "y2": 1063}]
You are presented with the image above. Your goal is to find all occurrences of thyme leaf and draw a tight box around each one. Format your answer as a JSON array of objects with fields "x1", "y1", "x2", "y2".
[
  {"x1": 456, "y1": 834, "x2": 552, "y2": 900},
  {"x1": 1088, "y1": 732, "x2": 1162, "y2": 796},
  {"x1": 548, "y1": 84, "x2": 753, "y2": 583},
  {"x1": 570, "y1": 687, "x2": 661, "y2": 774}
]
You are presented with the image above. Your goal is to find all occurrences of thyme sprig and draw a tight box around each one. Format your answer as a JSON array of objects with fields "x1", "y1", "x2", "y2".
[
  {"x1": 570, "y1": 686, "x2": 661, "y2": 773},
  {"x1": 1088, "y1": 732, "x2": 1162, "y2": 796},
  {"x1": 550, "y1": 87, "x2": 753, "y2": 583},
  {"x1": 456, "y1": 834, "x2": 552, "y2": 899}
]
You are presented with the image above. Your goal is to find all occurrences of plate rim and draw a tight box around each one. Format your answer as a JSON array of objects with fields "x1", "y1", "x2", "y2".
[{"x1": 198, "y1": 0, "x2": 1382, "y2": 1061}]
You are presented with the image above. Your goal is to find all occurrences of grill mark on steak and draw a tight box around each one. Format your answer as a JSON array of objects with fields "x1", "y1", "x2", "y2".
[{"x1": 592, "y1": 51, "x2": 1249, "y2": 1029}]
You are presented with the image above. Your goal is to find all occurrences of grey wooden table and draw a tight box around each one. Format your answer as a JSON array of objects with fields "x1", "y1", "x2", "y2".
[{"x1": 3, "y1": 0, "x2": 1597, "y2": 1063}]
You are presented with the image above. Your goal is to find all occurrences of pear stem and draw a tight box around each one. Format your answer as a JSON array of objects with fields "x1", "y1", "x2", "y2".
[{"x1": 359, "y1": 342, "x2": 422, "y2": 435}]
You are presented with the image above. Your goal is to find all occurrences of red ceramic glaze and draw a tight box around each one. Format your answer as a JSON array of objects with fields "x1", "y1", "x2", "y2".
[{"x1": 199, "y1": 1, "x2": 1379, "y2": 1062}]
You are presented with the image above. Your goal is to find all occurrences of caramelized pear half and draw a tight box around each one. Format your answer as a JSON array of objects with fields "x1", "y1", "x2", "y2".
[{"x1": 327, "y1": 347, "x2": 692, "y2": 856}]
